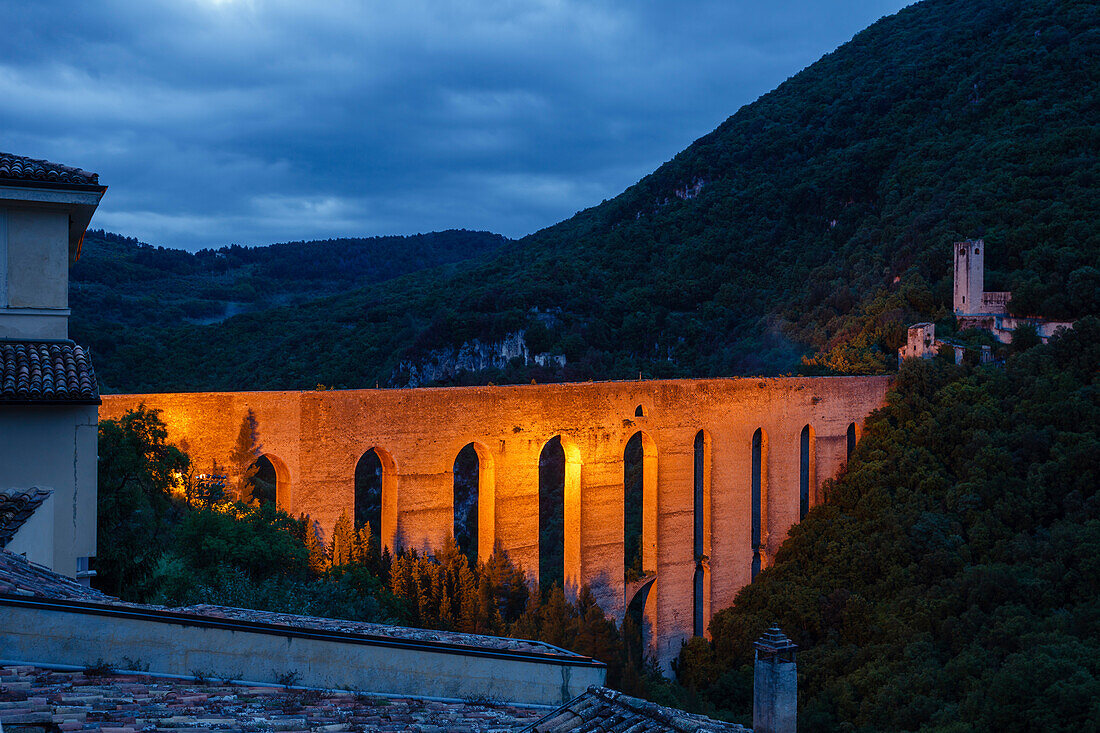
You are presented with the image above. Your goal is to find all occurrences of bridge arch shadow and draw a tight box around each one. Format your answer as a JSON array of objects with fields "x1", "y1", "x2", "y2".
[
  {"x1": 693, "y1": 429, "x2": 711, "y2": 637},
  {"x1": 247, "y1": 453, "x2": 290, "y2": 510},
  {"x1": 751, "y1": 427, "x2": 769, "y2": 579},
  {"x1": 355, "y1": 447, "x2": 398, "y2": 553},
  {"x1": 453, "y1": 441, "x2": 496, "y2": 564},
  {"x1": 624, "y1": 570, "x2": 657, "y2": 669},
  {"x1": 622, "y1": 431, "x2": 657, "y2": 587},
  {"x1": 538, "y1": 434, "x2": 582, "y2": 596},
  {"x1": 800, "y1": 424, "x2": 816, "y2": 518},
  {"x1": 846, "y1": 421, "x2": 860, "y2": 459}
]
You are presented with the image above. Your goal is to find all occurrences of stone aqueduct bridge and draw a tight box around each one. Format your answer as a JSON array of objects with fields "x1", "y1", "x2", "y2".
[{"x1": 101, "y1": 375, "x2": 891, "y2": 666}]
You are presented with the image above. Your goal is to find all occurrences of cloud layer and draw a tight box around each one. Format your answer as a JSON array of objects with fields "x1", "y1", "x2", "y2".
[{"x1": 0, "y1": 0, "x2": 910, "y2": 250}]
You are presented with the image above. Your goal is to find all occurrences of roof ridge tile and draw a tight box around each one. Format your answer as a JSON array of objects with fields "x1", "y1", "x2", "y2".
[{"x1": 0, "y1": 152, "x2": 99, "y2": 185}]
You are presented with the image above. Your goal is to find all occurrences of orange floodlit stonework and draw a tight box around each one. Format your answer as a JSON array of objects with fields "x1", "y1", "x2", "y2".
[{"x1": 101, "y1": 375, "x2": 890, "y2": 666}]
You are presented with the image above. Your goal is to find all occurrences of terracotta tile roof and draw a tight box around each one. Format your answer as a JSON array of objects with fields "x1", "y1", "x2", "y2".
[
  {"x1": 0, "y1": 341, "x2": 99, "y2": 403},
  {"x1": 523, "y1": 686, "x2": 749, "y2": 732},
  {"x1": 0, "y1": 665, "x2": 544, "y2": 732},
  {"x1": 0, "y1": 490, "x2": 52, "y2": 548},
  {"x1": 0, "y1": 152, "x2": 100, "y2": 185},
  {"x1": 0, "y1": 551, "x2": 110, "y2": 602}
]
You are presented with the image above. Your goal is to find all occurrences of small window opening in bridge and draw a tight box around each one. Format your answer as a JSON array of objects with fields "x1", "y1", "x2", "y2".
[
  {"x1": 635, "y1": 405, "x2": 646, "y2": 417},
  {"x1": 623, "y1": 431, "x2": 656, "y2": 584},
  {"x1": 246, "y1": 455, "x2": 278, "y2": 506},
  {"x1": 355, "y1": 449, "x2": 385, "y2": 540},
  {"x1": 751, "y1": 428, "x2": 766, "y2": 580},
  {"x1": 846, "y1": 422, "x2": 857, "y2": 460},
  {"x1": 693, "y1": 430, "x2": 711, "y2": 637},
  {"x1": 453, "y1": 443, "x2": 480, "y2": 565},
  {"x1": 539, "y1": 436, "x2": 566, "y2": 595},
  {"x1": 799, "y1": 425, "x2": 815, "y2": 520}
]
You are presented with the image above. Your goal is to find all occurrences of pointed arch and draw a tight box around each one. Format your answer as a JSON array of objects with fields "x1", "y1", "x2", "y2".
[
  {"x1": 247, "y1": 453, "x2": 289, "y2": 510},
  {"x1": 693, "y1": 429, "x2": 712, "y2": 637},
  {"x1": 355, "y1": 447, "x2": 397, "y2": 552},
  {"x1": 623, "y1": 430, "x2": 658, "y2": 585},
  {"x1": 453, "y1": 441, "x2": 495, "y2": 564},
  {"x1": 800, "y1": 424, "x2": 816, "y2": 519},
  {"x1": 751, "y1": 427, "x2": 769, "y2": 580},
  {"x1": 538, "y1": 434, "x2": 582, "y2": 593}
]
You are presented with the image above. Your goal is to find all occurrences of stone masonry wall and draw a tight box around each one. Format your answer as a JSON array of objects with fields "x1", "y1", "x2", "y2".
[{"x1": 101, "y1": 375, "x2": 891, "y2": 668}]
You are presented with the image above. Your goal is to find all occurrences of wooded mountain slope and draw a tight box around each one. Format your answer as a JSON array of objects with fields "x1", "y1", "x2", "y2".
[
  {"x1": 71, "y1": 230, "x2": 507, "y2": 391},
  {"x1": 673, "y1": 319, "x2": 1100, "y2": 732},
  {"x1": 78, "y1": 0, "x2": 1099, "y2": 392}
]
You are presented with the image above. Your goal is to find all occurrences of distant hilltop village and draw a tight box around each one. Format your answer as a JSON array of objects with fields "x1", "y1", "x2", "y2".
[{"x1": 900, "y1": 239, "x2": 1075, "y2": 364}]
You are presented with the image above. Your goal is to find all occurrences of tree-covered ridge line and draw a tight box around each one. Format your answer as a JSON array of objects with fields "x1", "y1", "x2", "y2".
[
  {"x1": 75, "y1": 0, "x2": 1099, "y2": 392},
  {"x1": 70, "y1": 229, "x2": 509, "y2": 392}
]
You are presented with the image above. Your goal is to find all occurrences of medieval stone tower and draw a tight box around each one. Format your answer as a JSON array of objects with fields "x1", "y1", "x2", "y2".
[{"x1": 953, "y1": 239, "x2": 984, "y2": 315}]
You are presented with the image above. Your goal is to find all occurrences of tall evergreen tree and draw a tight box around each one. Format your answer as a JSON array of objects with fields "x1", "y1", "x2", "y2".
[
  {"x1": 228, "y1": 410, "x2": 261, "y2": 501},
  {"x1": 330, "y1": 511, "x2": 354, "y2": 567}
]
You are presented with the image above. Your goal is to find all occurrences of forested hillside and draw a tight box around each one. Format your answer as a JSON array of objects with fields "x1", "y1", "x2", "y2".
[
  {"x1": 673, "y1": 318, "x2": 1100, "y2": 732},
  {"x1": 70, "y1": 230, "x2": 507, "y2": 391},
  {"x1": 79, "y1": 0, "x2": 1099, "y2": 392}
]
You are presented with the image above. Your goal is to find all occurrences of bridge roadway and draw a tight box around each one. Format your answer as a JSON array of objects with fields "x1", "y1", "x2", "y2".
[{"x1": 102, "y1": 375, "x2": 891, "y2": 667}]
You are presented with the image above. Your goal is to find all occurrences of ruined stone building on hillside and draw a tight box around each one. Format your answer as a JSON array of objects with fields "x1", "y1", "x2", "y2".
[{"x1": 899, "y1": 239, "x2": 1074, "y2": 365}]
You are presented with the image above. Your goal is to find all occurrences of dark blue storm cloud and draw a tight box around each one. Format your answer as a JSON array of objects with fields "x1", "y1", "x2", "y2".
[{"x1": 0, "y1": 0, "x2": 912, "y2": 250}]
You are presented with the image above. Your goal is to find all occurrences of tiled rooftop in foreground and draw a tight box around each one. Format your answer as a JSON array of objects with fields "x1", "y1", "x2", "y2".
[
  {"x1": 0, "y1": 551, "x2": 605, "y2": 706},
  {"x1": 0, "y1": 151, "x2": 101, "y2": 186},
  {"x1": 0, "y1": 665, "x2": 543, "y2": 732},
  {"x1": 0, "y1": 548, "x2": 109, "y2": 601},
  {"x1": 0, "y1": 551, "x2": 582, "y2": 659},
  {"x1": 523, "y1": 686, "x2": 749, "y2": 732},
  {"x1": 0, "y1": 490, "x2": 53, "y2": 548},
  {"x1": 1, "y1": 550, "x2": 749, "y2": 730}
]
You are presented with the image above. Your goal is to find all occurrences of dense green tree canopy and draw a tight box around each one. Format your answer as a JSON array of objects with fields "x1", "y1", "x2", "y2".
[{"x1": 675, "y1": 318, "x2": 1100, "y2": 732}]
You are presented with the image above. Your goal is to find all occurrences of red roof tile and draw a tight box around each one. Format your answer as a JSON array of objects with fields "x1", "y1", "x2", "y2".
[
  {"x1": 0, "y1": 341, "x2": 99, "y2": 403},
  {"x1": 0, "y1": 490, "x2": 52, "y2": 548},
  {"x1": 0, "y1": 152, "x2": 99, "y2": 186},
  {"x1": 524, "y1": 686, "x2": 749, "y2": 732},
  {"x1": 0, "y1": 665, "x2": 544, "y2": 731},
  {"x1": 0, "y1": 551, "x2": 110, "y2": 602}
]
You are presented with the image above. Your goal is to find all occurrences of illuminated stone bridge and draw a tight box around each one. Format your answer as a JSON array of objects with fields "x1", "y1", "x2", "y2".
[{"x1": 101, "y1": 375, "x2": 890, "y2": 666}]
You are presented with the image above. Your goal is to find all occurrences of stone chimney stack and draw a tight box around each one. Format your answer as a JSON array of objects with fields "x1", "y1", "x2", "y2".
[{"x1": 753, "y1": 625, "x2": 797, "y2": 733}]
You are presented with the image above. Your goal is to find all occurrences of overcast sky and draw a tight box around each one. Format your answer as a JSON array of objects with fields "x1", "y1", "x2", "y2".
[{"x1": 1, "y1": 0, "x2": 912, "y2": 251}]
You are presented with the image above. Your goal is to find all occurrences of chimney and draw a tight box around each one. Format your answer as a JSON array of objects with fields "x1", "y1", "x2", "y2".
[{"x1": 753, "y1": 625, "x2": 797, "y2": 733}]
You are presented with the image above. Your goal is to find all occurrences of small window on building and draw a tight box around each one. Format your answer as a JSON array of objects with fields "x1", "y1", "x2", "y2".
[
  {"x1": 974, "y1": 246, "x2": 980, "y2": 254},
  {"x1": 635, "y1": 405, "x2": 645, "y2": 417},
  {"x1": 959, "y1": 247, "x2": 965, "y2": 256}
]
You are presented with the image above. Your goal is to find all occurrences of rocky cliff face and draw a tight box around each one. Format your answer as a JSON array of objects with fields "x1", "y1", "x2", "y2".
[{"x1": 391, "y1": 331, "x2": 565, "y2": 386}]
